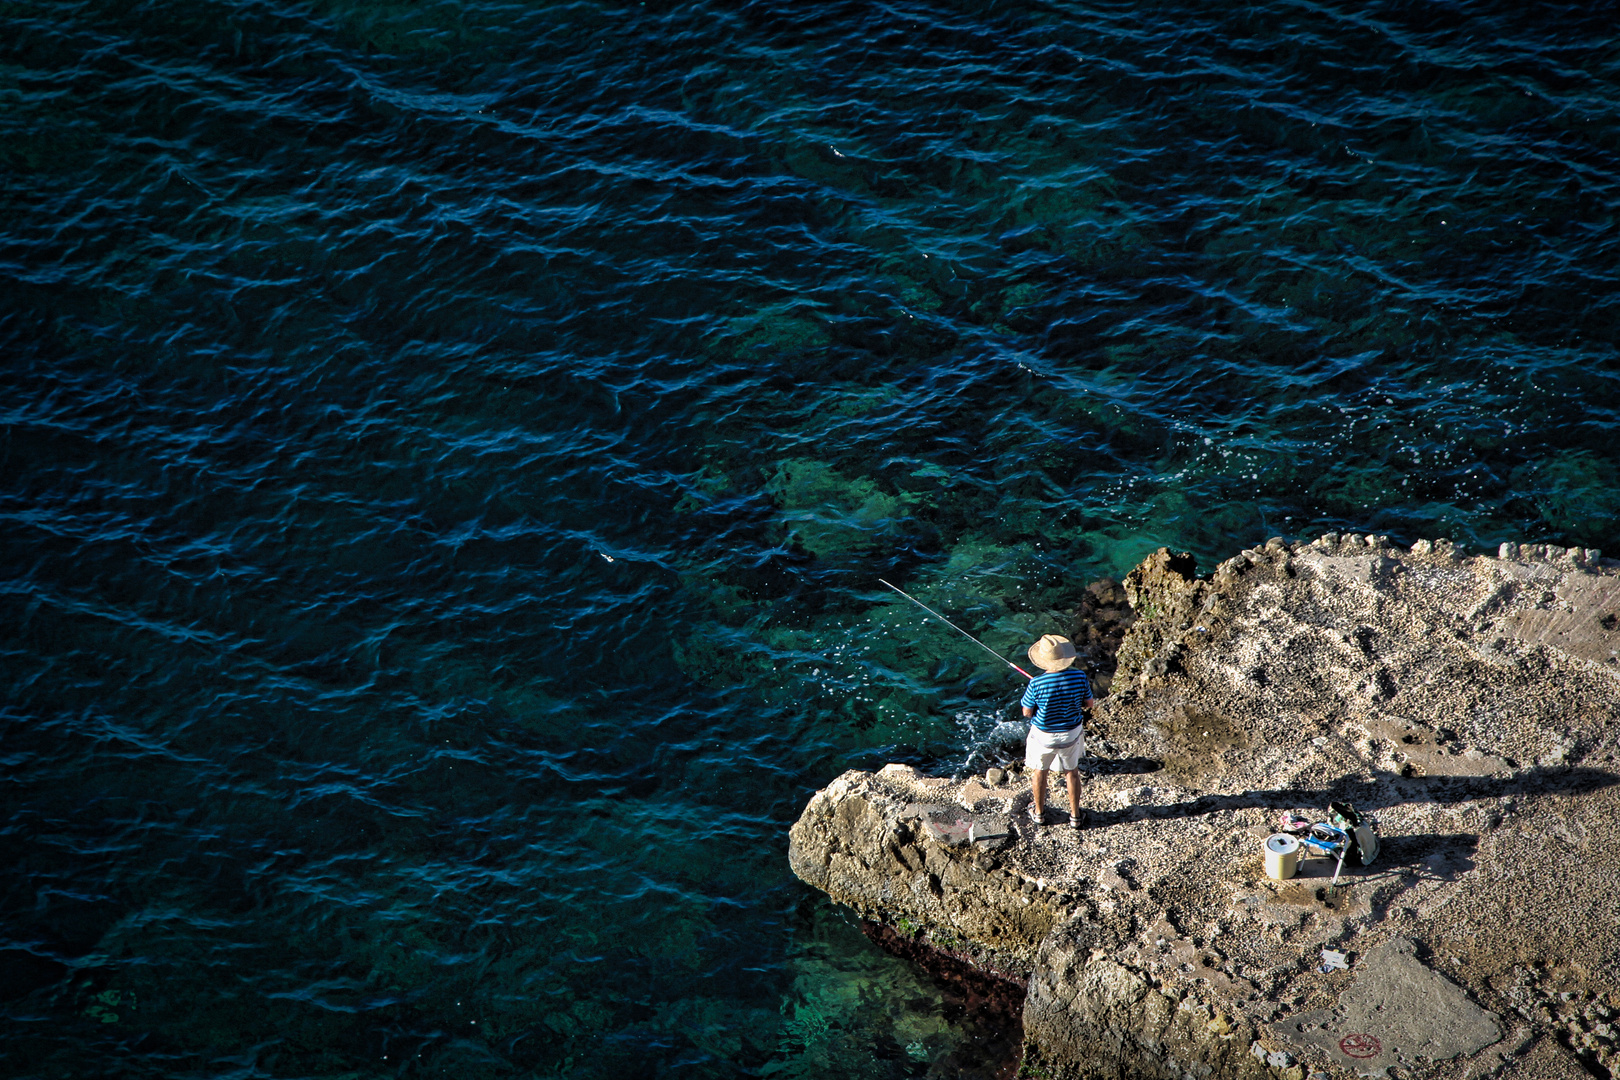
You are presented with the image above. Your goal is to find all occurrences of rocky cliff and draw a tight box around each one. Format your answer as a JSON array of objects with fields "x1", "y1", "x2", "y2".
[{"x1": 789, "y1": 536, "x2": 1620, "y2": 1080}]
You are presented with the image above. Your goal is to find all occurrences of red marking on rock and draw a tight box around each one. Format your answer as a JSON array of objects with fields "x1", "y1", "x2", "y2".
[{"x1": 1339, "y1": 1033, "x2": 1381, "y2": 1058}]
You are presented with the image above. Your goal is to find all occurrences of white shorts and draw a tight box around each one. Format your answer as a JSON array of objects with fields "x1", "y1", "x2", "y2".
[{"x1": 1025, "y1": 725, "x2": 1085, "y2": 772}]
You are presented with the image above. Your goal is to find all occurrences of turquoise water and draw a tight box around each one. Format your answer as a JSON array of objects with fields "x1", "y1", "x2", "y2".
[{"x1": 2, "y1": 0, "x2": 1617, "y2": 1076}]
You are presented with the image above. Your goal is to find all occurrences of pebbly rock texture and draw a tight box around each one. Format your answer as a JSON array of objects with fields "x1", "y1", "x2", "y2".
[
  {"x1": 789, "y1": 537, "x2": 1620, "y2": 1080},
  {"x1": 787, "y1": 766, "x2": 1071, "y2": 980}
]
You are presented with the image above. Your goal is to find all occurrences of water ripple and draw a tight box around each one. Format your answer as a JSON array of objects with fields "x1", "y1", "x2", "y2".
[{"x1": 3, "y1": 0, "x2": 1618, "y2": 1075}]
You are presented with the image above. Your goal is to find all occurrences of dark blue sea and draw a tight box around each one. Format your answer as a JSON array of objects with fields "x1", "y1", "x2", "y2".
[{"x1": 2, "y1": 0, "x2": 1616, "y2": 1076}]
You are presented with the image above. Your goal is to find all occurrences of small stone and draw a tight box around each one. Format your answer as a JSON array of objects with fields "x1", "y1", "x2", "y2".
[
  {"x1": 1267, "y1": 1049, "x2": 1294, "y2": 1068},
  {"x1": 959, "y1": 779, "x2": 1014, "y2": 809},
  {"x1": 1498, "y1": 541, "x2": 1517, "y2": 559},
  {"x1": 1099, "y1": 864, "x2": 1133, "y2": 892},
  {"x1": 985, "y1": 767, "x2": 1007, "y2": 785},
  {"x1": 1208, "y1": 1012, "x2": 1235, "y2": 1036}
]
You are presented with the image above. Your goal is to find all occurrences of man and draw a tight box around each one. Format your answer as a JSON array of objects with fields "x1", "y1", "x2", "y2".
[{"x1": 1021, "y1": 634, "x2": 1096, "y2": 829}]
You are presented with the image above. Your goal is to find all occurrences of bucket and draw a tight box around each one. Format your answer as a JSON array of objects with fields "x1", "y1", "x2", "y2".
[{"x1": 1264, "y1": 833, "x2": 1300, "y2": 880}]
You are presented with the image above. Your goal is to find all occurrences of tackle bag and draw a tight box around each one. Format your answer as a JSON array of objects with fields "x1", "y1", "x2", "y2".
[{"x1": 1329, "y1": 801, "x2": 1380, "y2": 866}]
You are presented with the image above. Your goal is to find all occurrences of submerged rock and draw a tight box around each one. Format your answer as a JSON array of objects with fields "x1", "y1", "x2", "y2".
[{"x1": 789, "y1": 539, "x2": 1620, "y2": 1079}]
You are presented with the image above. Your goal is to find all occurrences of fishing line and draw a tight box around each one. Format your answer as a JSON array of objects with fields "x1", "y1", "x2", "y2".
[{"x1": 877, "y1": 578, "x2": 1032, "y2": 679}]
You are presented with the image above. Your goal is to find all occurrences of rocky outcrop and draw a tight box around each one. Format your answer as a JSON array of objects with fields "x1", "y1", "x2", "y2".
[
  {"x1": 789, "y1": 536, "x2": 1620, "y2": 1080},
  {"x1": 787, "y1": 768, "x2": 1074, "y2": 978}
]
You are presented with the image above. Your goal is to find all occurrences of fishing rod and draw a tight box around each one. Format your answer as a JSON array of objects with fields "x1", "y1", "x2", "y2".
[{"x1": 877, "y1": 579, "x2": 1032, "y2": 679}]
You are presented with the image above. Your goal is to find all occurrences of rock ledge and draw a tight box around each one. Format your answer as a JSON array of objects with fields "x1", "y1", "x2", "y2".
[{"x1": 789, "y1": 537, "x2": 1620, "y2": 1080}]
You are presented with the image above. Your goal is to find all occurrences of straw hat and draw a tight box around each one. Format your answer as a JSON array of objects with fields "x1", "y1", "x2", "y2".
[{"x1": 1028, "y1": 634, "x2": 1077, "y2": 672}]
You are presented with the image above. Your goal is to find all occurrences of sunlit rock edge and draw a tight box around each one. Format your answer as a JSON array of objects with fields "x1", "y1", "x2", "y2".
[{"x1": 789, "y1": 536, "x2": 1620, "y2": 1080}]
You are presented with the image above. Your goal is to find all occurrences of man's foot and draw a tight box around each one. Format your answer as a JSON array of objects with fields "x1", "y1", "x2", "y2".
[
  {"x1": 1067, "y1": 810, "x2": 1085, "y2": 831},
  {"x1": 1029, "y1": 806, "x2": 1056, "y2": 827}
]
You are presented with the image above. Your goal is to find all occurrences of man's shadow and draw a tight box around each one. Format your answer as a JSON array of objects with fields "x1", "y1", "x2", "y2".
[
  {"x1": 1085, "y1": 755, "x2": 1164, "y2": 778},
  {"x1": 1071, "y1": 763, "x2": 1618, "y2": 832}
]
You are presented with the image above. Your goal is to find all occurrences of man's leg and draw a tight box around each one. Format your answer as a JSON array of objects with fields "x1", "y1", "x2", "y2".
[
  {"x1": 1064, "y1": 769, "x2": 1083, "y2": 826},
  {"x1": 1032, "y1": 768, "x2": 1049, "y2": 821}
]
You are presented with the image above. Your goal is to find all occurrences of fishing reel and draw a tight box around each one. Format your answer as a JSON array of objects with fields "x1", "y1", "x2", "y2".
[
  {"x1": 1304, "y1": 823, "x2": 1351, "y2": 858},
  {"x1": 1278, "y1": 812, "x2": 1342, "y2": 849}
]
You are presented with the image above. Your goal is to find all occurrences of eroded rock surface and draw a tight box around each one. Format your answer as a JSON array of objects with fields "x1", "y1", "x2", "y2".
[
  {"x1": 1272, "y1": 937, "x2": 1500, "y2": 1076},
  {"x1": 787, "y1": 767, "x2": 1073, "y2": 978},
  {"x1": 789, "y1": 537, "x2": 1620, "y2": 1080}
]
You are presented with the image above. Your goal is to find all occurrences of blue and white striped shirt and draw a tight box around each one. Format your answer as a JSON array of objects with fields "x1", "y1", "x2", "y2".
[{"x1": 1021, "y1": 668, "x2": 1091, "y2": 733}]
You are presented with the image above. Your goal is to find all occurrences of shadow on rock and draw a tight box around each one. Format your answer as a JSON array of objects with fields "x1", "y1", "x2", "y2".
[
  {"x1": 1085, "y1": 756, "x2": 1163, "y2": 777},
  {"x1": 1084, "y1": 766, "x2": 1620, "y2": 832}
]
